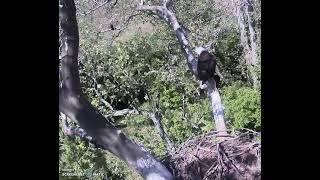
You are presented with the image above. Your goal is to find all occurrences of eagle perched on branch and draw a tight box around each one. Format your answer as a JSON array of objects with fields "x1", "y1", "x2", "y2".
[{"x1": 196, "y1": 47, "x2": 217, "y2": 82}]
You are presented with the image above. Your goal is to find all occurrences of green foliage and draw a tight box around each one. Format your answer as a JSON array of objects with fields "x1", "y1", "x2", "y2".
[
  {"x1": 162, "y1": 98, "x2": 214, "y2": 144},
  {"x1": 59, "y1": 126, "x2": 107, "y2": 180},
  {"x1": 59, "y1": 0, "x2": 261, "y2": 179},
  {"x1": 187, "y1": 100, "x2": 214, "y2": 132},
  {"x1": 215, "y1": 30, "x2": 248, "y2": 86},
  {"x1": 123, "y1": 116, "x2": 167, "y2": 158},
  {"x1": 222, "y1": 82, "x2": 261, "y2": 131},
  {"x1": 59, "y1": 121, "x2": 142, "y2": 180}
]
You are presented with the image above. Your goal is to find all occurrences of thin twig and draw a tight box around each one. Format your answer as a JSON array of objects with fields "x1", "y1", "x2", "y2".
[
  {"x1": 109, "y1": 12, "x2": 143, "y2": 45},
  {"x1": 81, "y1": 72, "x2": 114, "y2": 111},
  {"x1": 81, "y1": 0, "x2": 113, "y2": 16},
  {"x1": 218, "y1": 144, "x2": 244, "y2": 176}
]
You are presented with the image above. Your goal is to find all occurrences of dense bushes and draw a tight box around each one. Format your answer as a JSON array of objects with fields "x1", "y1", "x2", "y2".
[{"x1": 222, "y1": 82, "x2": 261, "y2": 131}]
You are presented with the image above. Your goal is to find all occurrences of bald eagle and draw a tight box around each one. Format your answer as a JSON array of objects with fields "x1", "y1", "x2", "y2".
[{"x1": 196, "y1": 47, "x2": 217, "y2": 82}]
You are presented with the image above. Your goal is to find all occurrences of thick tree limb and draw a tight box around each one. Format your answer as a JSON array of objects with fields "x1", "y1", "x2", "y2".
[
  {"x1": 59, "y1": 1, "x2": 173, "y2": 179},
  {"x1": 137, "y1": 1, "x2": 228, "y2": 136},
  {"x1": 206, "y1": 79, "x2": 227, "y2": 135},
  {"x1": 137, "y1": 5, "x2": 198, "y2": 75}
]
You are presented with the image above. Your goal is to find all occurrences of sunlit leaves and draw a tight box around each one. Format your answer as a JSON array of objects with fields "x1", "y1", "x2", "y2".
[{"x1": 222, "y1": 82, "x2": 261, "y2": 131}]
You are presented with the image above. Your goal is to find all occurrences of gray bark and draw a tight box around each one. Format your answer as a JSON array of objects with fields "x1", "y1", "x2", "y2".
[
  {"x1": 206, "y1": 79, "x2": 228, "y2": 135},
  {"x1": 59, "y1": 0, "x2": 173, "y2": 179}
]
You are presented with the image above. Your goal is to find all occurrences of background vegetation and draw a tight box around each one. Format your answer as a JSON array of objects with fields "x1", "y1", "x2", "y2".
[{"x1": 59, "y1": 0, "x2": 261, "y2": 179}]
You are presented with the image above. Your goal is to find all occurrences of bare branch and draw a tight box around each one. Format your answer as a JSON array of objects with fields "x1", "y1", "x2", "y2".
[
  {"x1": 238, "y1": 128, "x2": 261, "y2": 135},
  {"x1": 105, "y1": 108, "x2": 139, "y2": 117},
  {"x1": 142, "y1": 111, "x2": 175, "y2": 153},
  {"x1": 107, "y1": 12, "x2": 143, "y2": 45},
  {"x1": 82, "y1": 0, "x2": 113, "y2": 16},
  {"x1": 102, "y1": 104, "x2": 174, "y2": 153},
  {"x1": 137, "y1": 5, "x2": 166, "y2": 18},
  {"x1": 105, "y1": 108, "x2": 175, "y2": 153}
]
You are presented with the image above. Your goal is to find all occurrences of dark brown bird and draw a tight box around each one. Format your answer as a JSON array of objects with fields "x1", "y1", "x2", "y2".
[{"x1": 196, "y1": 47, "x2": 216, "y2": 82}]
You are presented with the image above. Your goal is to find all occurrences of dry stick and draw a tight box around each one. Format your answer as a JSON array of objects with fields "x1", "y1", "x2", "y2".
[
  {"x1": 216, "y1": 143, "x2": 223, "y2": 179},
  {"x1": 228, "y1": 143, "x2": 260, "y2": 158},
  {"x1": 239, "y1": 127, "x2": 261, "y2": 135},
  {"x1": 203, "y1": 162, "x2": 219, "y2": 180},
  {"x1": 102, "y1": 105, "x2": 175, "y2": 154},
  {"x1": 218, "y1": 144, "x2": 244, "y2": 177},
  {"x1": 189, "y1": 153, "x2": 210, "y2": 169}
]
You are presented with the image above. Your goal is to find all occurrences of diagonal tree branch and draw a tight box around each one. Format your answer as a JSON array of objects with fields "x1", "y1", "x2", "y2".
[
  {"x1": 137, "y1": 1, "x2": 228, "y2": 136},
  {"x1": 141, "y1": 111, "x2": 175, "y2": 153},
  {"x1": 59, "y1": 0, "x2": 173, "y2": 179},
  {"x1": 104, "y1": 107, "x2": 175, "y2": 153},
  {"x1": 137, "y1": 5, "x2": 198, "y2": 75}
]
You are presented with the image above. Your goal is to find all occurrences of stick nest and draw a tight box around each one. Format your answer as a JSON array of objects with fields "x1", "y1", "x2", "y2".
[{"x1": 166, "y1": 130, "x2": 261, "y2": 180}]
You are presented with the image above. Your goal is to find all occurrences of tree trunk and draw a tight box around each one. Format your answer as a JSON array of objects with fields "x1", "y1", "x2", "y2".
[
  {"x1": 59, "y1": 0, "x2": 173, "y2": 179},
  {"x1": 245, "y1": 0, "x2": 258, "y2": 67},
  {"x1": 236, "y1": 3, "x2": 258, "y2": 88}
]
